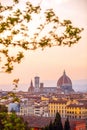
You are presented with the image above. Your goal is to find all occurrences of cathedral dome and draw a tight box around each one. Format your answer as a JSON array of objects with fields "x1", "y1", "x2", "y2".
[{"x1": 57, "y1": 71, "x2": 72, "y2": 87}]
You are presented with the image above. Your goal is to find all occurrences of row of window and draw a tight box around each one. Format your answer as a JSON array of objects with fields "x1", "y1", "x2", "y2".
[{"x1": 49, "y1": 106, "x2": 66, "y2": 109}]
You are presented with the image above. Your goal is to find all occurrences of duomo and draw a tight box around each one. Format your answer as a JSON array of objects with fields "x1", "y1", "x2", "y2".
[{"x1": 28, "y1": 70, "x2": 74, "y2": 94}]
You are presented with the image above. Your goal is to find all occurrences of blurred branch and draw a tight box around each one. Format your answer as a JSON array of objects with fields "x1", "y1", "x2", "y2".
[{"x1": 0, "y1": 0, "x2": 83, "y2": 73}]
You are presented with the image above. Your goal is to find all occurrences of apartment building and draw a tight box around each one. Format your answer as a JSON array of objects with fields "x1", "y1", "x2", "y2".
[
  {"x1": 49, "y1": 99, "x2": 67, "y2": 117},
  {"x1": 48, "y1": 99, "x2": 87, "y2": 119},
  {"x1": 66, "y1": 104, "x2": 87, "y2": 119}
]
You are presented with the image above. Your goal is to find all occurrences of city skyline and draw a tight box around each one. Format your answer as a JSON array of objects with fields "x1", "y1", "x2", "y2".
[
  {"x1": 0, "y1": 0, "x2": 87, "y2": 90},
  {"x1": 0, "y1": 74, "x2": 87, "y2": 92}
]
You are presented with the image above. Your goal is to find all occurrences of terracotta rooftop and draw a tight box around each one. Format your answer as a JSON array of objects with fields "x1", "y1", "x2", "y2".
[
  {"x1": 67, "y1": 104, "x2": 87, "y2": 108},
  {"x1": 21, "y1": 116, "x2": 86, "y2": 129},
  {"x1": 22, "y1": 116, "x2": 54, "y2": 128},
  {"x1": 49, "y1": 99, "x2": 67, "y2": 104}
]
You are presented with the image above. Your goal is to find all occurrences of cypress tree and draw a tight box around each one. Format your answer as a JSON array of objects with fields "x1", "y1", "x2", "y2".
[
  {"x1": 43, "y1": 125, "x2": 49, "y2": 130},
  {"x1": 43, "y1": 112, "x2": 63, "y2": 130},
  {"x1": 64, "y1": 117, "x2": 71, "y2": 130},
  {"x1": 53, "y1": 112, "x2": 63, "y2": 130},
  {"x1": 49, "y1": 120, "x2": 54, "y2": 130}
]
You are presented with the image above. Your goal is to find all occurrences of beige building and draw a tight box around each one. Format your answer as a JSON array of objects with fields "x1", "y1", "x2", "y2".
[{"x1": 19, "y1": 99, "x2": 49, "y2": 117}]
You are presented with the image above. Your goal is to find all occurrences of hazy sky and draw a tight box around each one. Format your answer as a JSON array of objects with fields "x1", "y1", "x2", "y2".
[{"x1": 0, "y1": 0, "x2": 87, "y2": 87}]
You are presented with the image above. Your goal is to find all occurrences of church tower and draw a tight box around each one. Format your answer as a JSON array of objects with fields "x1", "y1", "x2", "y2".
[{"x1": 28, "y1": 80, "x2": 34, "y2": 93}]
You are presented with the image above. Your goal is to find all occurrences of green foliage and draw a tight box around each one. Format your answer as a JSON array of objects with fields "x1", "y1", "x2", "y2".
[
  {"x1": 0, "y1": 112, "x2": 29, "y2": 130},
  {"x1": 0, "y1": 0, "x2": 83, "y2": 73},
  {"x1": 54, "y1": 112, "x2": 63, "y2": 130},
  {"x1": 0, "y1": 105, "x2": 8, "y2": 113},
  {"x1": 0, "y1": 104, "x2": 29, "y2": 130}
]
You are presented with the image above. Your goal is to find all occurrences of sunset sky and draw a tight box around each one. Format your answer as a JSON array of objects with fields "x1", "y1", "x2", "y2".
[{"x1": 0, "y1": 0, "x2": 87, "y2": 89}]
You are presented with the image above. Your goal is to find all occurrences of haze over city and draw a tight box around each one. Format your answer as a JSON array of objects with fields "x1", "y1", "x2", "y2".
[{"x1": 0, "y1": 0, "x2": 87, "y2": 91}]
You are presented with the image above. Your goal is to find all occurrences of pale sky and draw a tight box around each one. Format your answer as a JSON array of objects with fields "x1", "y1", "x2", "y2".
[{"x1": 0, "y1": 0, "x2": 87, "y2": 88}]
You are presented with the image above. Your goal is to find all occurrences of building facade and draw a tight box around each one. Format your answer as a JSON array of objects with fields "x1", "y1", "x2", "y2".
[{"x1": 48, "y1": 99, "x2": 87, "y2": 119}]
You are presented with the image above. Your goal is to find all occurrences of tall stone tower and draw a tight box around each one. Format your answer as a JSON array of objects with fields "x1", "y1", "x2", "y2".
[{"x1": 34, "y1": 76, "x2": 40, "y2": 88}]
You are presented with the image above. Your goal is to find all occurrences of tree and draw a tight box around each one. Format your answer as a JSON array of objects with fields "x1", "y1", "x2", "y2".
[
  {"x1": 0, "y1": 104, "x2": 29, "y2": 130},
  {"x1": 49, "y1": 120, "x2": 54, "y2": 130},
  {"x1": 0, "y1": 0, "x2": 83, "y2": 73},
  {"x1": 0, "y1": 112, "x2": 29, "y2": 130},
  {"x1": 0, "y1": 105, "x2": 7, "y2": 129},
  {"x1": 42, "y1": 126, "x2": 49, "y2": 130},
  {"x1": 64, "y1": 118, "x2": 71, "y2": 130},
  {"x1": 54, "y1": 112, "x2": 63, "y2": 130},
  {"x1": 43, "y1": 112, "x2": 63, "y2": 130},
  {"x1": 0, "y1": 105, "x2": 8, "y2": 113}
]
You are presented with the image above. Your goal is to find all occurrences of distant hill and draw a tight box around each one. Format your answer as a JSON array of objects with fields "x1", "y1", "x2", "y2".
[{"x1": 73, "y1": 79, "x2": 87, "y2": 92}]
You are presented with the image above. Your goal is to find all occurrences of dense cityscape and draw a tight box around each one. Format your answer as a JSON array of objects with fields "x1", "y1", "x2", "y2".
[
  {"x1": 0, "y1": 0, "x2": 87, "y2": 129},
  {"x1": 0, "y1": 71, "x2": 87, "y2": 130}
]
